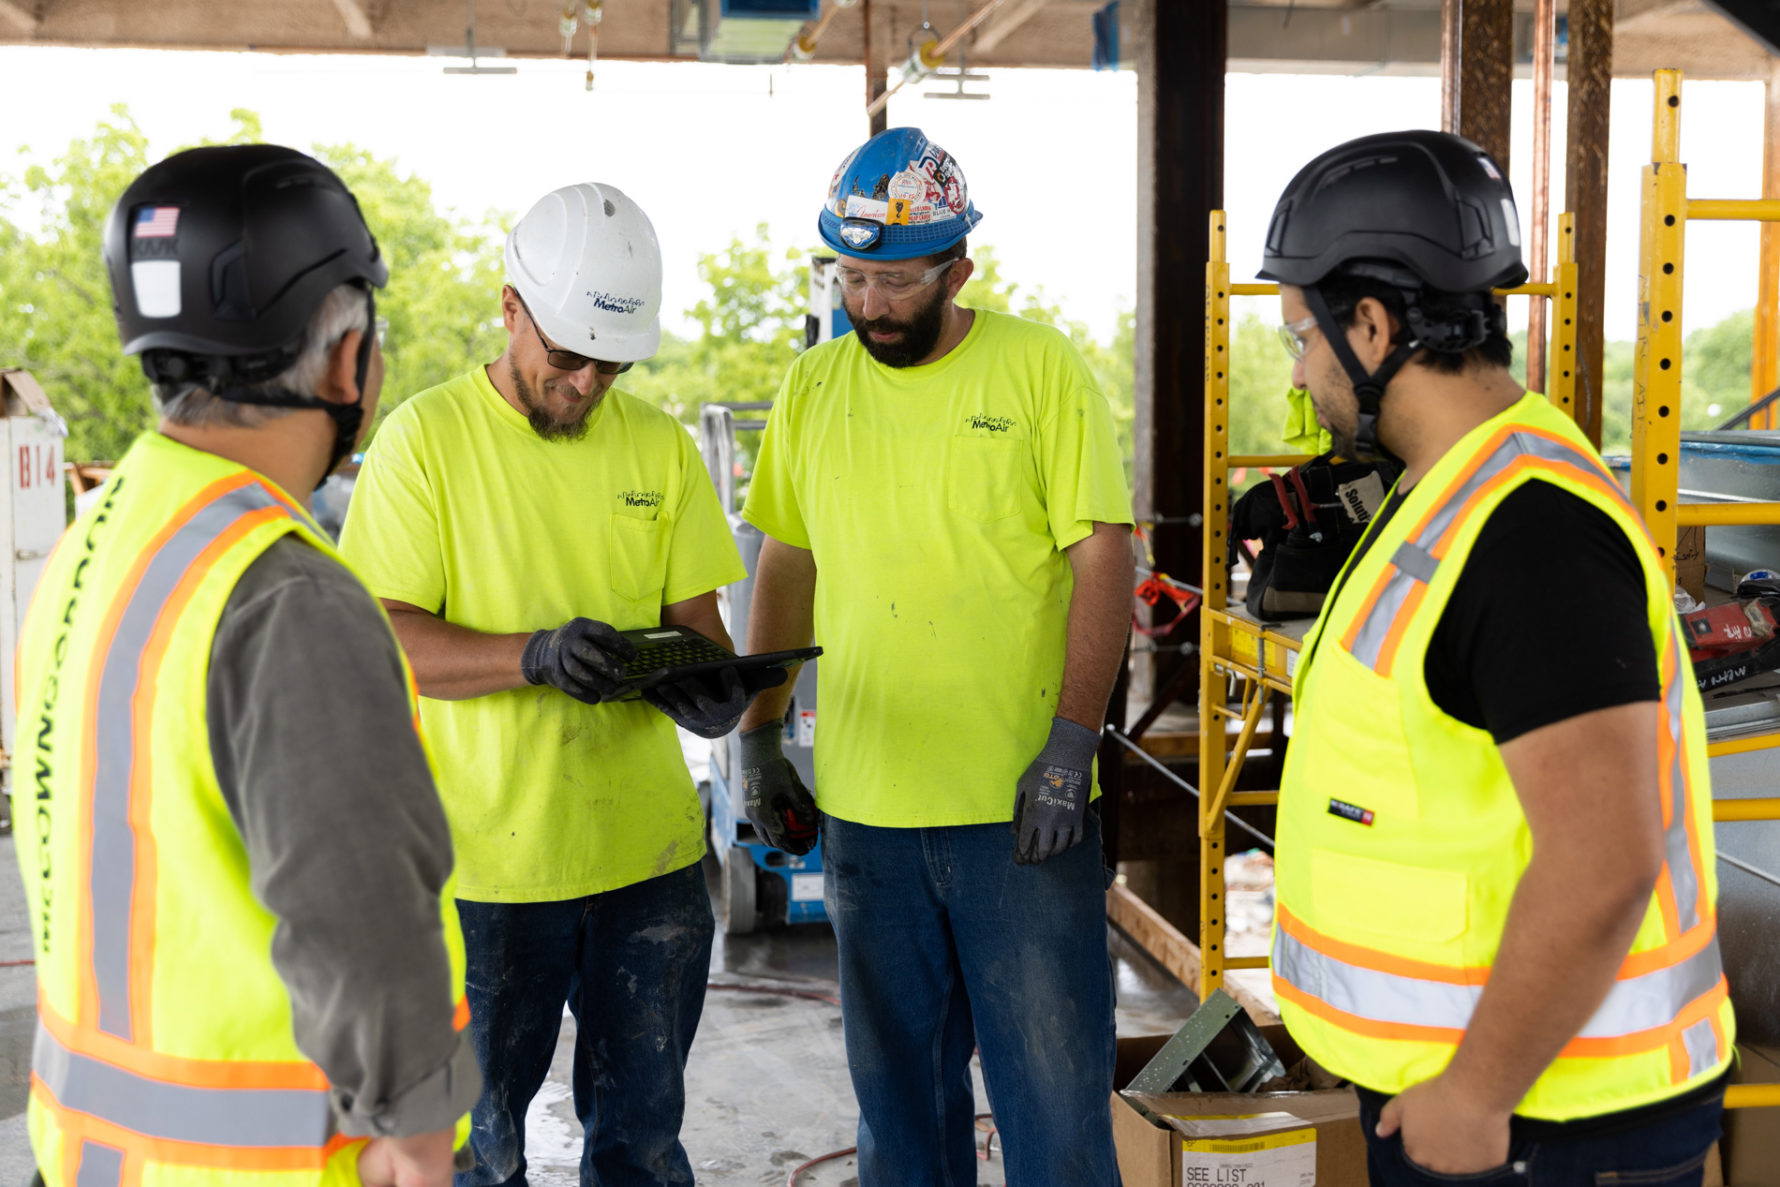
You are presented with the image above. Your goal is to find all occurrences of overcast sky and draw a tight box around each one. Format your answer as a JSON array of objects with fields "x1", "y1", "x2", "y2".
[{"x1": 0, "y1": 47, "x2": 1766, "y2": 346}]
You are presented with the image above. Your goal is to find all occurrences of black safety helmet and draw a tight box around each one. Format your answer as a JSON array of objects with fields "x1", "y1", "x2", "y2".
[
  {"x1": 1258, "y1": 129, "x2": 1528, "y2": 459},
  {"x1": 103, "y1": 144, "x2": 388, "y2": 478}
]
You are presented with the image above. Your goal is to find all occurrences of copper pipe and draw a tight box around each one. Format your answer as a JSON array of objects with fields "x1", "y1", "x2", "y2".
[{"x1": 1527, "y1": 0, "x2": 1555, "y2": 393}]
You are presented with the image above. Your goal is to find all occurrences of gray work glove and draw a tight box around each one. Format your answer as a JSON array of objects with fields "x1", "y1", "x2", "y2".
[
  {"x1": 738, "y1": 720, "x2": 820, "y2": 855},
  {"x1": 1011, "y1": 716, "x2": 1099, "y2": 865},
  {"x1": 646, "y1": 666, "x2": 788, "y2": 739},
  {"x1": 521, "y1": 617, "x2": 636, "y2": 705}
]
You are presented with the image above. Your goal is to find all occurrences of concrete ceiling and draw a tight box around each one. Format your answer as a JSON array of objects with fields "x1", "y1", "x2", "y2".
[{"x1": 0, "y1": 0, "x2": 1769, "y2": 80}]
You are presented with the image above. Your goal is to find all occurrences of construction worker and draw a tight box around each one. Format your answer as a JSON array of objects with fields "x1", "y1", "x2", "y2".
[
  {"x1": 15, "y1": 145, "x2": 477, "y2": 1186},
  {"x1": 737, "y1": 127, "x2": 1135, "y2": 1185},
  {"x1": 339, "y1": 183, "x2": 774, "y2": 1187},
  {"x1": 1261, "y1": 130, "x2": 1733, "y2": 1184}
]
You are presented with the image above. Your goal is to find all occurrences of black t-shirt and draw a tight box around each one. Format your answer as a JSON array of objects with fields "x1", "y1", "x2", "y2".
[
  {"x1": 1337, "y1": 480, "x2": 1690, "y2": 1137},
  {"x1": 1338, "y1": 480, "x2": 1660, "y2": 741}
]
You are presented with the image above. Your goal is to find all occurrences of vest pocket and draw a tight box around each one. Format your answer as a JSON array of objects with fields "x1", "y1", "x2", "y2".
[
  {"x1": 946, "y1": 435, "x2": 1024, "y2": 522},
  {"x1": 1310, "y1": 849, "x2": 1469, "y2": 945},
  {"x1": 609, "y1": 513, "x2": 669, "y2": 603}
]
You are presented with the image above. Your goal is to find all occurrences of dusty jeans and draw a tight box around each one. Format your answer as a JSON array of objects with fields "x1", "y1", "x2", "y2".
[
  {"x1": 454, "y1": 863, "x2": 714, "y2": 1187},
  {"x1": 821, "y1": 810, "x2": 1123, "y2": 1187}
]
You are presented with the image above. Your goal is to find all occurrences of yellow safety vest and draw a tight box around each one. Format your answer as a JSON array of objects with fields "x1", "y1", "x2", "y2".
[
  {"x1": 1273, "y1": 394, "x2": 1734, "y2": 1121},
  {"x1": 15, "y1": 432, "x2": 470, "y2": 1185}
]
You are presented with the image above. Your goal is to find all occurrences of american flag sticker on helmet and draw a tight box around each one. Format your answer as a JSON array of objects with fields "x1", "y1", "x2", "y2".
[{"x1": 133, "y1": 206, "x2": 180, "y2": 238}]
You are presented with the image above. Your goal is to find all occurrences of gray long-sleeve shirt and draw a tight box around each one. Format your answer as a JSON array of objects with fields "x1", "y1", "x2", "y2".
[{"x1": 206, "y1": 534, "x2": 480, "y2": 1139}]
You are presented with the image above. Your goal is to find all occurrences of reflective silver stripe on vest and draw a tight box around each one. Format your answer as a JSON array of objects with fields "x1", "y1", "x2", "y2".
[
  {"x1": 90, "y1": 485, "x2": 281, "y2": 1041},
  {"x1": 1681, "y1": 1017, "x2": 1720, "y2": 1080},
  {"x1": 1662, "y1": 634, "x2": 1702, "y2": 932},
  {"x1": 1273, "y1": 923, "x2": 1724, "y2": 1041},
  {"x1": 75, "y1": 1141, "x2": 123, "y2": 1187},
  {"x1": 1345, "y1": 432, "x2": 1616, "y2": 674},
  {"x1": 1346, "y1": 565, "x2": 1422, "y2": 670},
  {"x1": 34, "y1": 1022, "x2": 332, "y2": 1149}
]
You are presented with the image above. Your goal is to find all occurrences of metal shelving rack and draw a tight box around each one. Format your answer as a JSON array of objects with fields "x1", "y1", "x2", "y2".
[
  {"x1": 1188, "y1": 72, "x2": 1780, "y2": 1115},
  {"x1": 1196, "y1": 209, "x2": 1581, "y2": 1006}
]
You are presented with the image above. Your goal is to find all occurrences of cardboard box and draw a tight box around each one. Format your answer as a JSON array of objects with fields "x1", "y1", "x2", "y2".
[
  {"x1": 1677, "y1": 524, "x2": 1708, "y2": 604},
  {"x1": 1723, "y1": 1043, "x2": 1780, "y2": 1186},
  {"x1": 1113, "y1": 1027, "x2": 1366, "y2": 1187}
]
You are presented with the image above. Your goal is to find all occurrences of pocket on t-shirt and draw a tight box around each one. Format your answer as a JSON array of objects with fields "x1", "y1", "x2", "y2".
[
  {"x1": 946, "y1": 435, "x2": 1024, "y2": 522},
  {"x1": 609, "y1": 513, "x2": 669, "y2": 602}
]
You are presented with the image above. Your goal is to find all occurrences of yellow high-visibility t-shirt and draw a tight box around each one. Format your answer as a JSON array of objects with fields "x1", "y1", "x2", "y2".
[
  {"x1": 742, "y1": 310, "x2": 1134, "y2": 827},
  {"x1": 340, "y1": 366, "x2": 746, "y2": 902}
]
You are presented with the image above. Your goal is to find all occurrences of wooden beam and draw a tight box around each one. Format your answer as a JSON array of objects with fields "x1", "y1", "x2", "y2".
[
  {"x1": 330, "y1": 0, "x2": 372, "y2": 39},
  {"x1": 1565, "y1": 0, "x2": 1613, "y2": 447},
  {"x1": 863, "y1": 0, "x2": 887, "y2": 136},
  {"x1": 973, "y1": 0, "x2": 1047, "y2": 53},
  {"x1": 1106, "y1": 883, "x2": 1279, "y2": 1022},
  {"x1": 1442, "y1": 0, "x2": 1515, "y2": 175},
  {"x1": 1132, "y1": 0, "x2": 1219, "y2": 709},
  {"x1": 0, "y1": 1, "x2": 39, "y2": 32},
  {"x1": 1615, "y1": 0, "x2": 1693, "y2": 26},
  {"x1": 1107, "y1": 882, "x2": 1201, "y2": 992}
]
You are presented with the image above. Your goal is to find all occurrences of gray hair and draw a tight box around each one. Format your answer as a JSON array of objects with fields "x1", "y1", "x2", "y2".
[{"x1": 155, "y1": 284, "x2": 372, "y2": 428}]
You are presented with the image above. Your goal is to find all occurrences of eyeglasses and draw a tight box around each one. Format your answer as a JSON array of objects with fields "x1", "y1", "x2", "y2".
[
  {"x1": 373, "y1": 317, "x2": 389, "y2": 349},
  {"x1": 513, "y1": 292, "x2": 633, "y2": 376},
  {"x1": 835, "y1": 258, "x2": 958, "y2": 301},
  {"x1": 1278, "y1": 314, "x2": 1321, "y2": 361}
]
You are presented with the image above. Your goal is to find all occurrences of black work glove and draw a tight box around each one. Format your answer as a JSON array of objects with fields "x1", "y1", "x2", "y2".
[
  {"x1": 645, "y1": 666, "x2": 787, "y2": 739},
  {"x1": 521, "y1": 617, "x2": 637, "y2": 705},
  {"x1": 1011, "y1": 716, "x2": 1100, "y2": 865},
  {"x1": 738, "y1": 720, "x2": 820, "y2": 855}
]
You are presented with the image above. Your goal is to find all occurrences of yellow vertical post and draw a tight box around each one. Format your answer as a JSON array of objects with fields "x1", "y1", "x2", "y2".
[
  {"x1": 1632, "y1": 70, "x2": 1687, "y2": 584},
  {"x1": 1200, "y1": 211, "x2": 1233, "y2": 1000},
  {"x1": 1753, "y1": 67, "x2": 1780, "y2": 429},
  {"x1": 1549, "y1": 213, "x2": 1581, "y2": 423}
]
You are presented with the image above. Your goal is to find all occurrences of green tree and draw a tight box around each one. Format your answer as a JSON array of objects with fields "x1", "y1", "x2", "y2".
[
  {"x1": 0, "y1": 106, "x2": 509, "y2": 463},
  {"x1": 0, "y1": 105, "x2": 156, "y2": 462},
  {"x1": 624, "y1": 234, "x2": 1142, "y2": 479},
  {"x1": 623, "y1": 223, "x2": 806, "y2": 424},
  {"x1": 1227, "y1": 312, "x2": 1298, "y2": 457},
  {"x1": 315, "y1": 144, "x2": 509, "y2": 418}
]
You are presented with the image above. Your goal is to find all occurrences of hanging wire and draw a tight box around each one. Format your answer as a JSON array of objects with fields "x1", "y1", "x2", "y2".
[{"x1": 1103, "y1": 727, "x2": 1278, "y2": 849}]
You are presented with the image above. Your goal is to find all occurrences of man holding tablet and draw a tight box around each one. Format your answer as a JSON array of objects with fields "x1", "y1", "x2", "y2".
[{"x1": 340, "y1": 183, "x2": 775, "y2": 1187}]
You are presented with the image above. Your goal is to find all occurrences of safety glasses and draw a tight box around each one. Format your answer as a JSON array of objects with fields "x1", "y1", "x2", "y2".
[
  {"x1": 835, "y1": 257, "x2": 958, "y2": 301},
  {"x1": 1278, "y1": 314, "x2": 1320, "y2": 361},
  {"x1": 514, "y1": 291, "x2": 634, "y2": 376}
]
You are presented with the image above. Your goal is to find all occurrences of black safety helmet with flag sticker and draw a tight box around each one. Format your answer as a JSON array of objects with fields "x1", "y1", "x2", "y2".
[
  {"x1": 103, "y1": 144, "x2": 388, "y2": 478},
  {"x1": 1257, "y1": 129, "x2": 1528, "y2": 460}
]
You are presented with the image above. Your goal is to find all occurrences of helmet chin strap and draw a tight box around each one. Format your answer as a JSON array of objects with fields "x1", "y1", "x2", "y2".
[
  {"x1": 1303, "y1": 284, "x2": 1416, "y2": 463},
  {"x1": 213, "y1": 290, "x2": 374, "y2": 490}
]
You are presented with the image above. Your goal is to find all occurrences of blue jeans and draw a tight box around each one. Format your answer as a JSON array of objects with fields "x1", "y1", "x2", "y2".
[
  {"x1": 1353, "y1": 1084, "x2": 1724, "y2": 1186},
  {"x1": 822, "y1": 810, "x2": 1122, "y2": 1187},
  {"x1": 454, "y1": 863, "x2": 715, "y2": 1187}
]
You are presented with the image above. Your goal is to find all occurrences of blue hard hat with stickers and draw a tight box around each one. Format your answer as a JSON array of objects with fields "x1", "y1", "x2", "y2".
[{"x1": 817, "y1": 127, "x2": 984, "y2": 261}]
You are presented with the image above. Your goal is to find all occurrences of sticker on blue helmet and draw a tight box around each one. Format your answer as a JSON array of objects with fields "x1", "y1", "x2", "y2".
[{"x1": 838, "y1": 219, "x2": 881, "y2": 250}]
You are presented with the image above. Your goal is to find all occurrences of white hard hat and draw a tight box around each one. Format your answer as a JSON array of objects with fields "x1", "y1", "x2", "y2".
[{"x1": 505, "y1": 183, "x2": 662, "y2": 363}]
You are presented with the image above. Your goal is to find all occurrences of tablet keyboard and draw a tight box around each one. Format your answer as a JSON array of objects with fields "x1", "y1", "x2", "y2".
[{"x1": 620, "y1": 630, "x2": 734, "y2": 679}]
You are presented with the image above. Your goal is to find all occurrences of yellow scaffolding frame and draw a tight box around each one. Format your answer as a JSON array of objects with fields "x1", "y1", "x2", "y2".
[
  {"x1": 1196, "y1": 209, "x2": 1581, "y2": 1002},
  {"x1": 1191, "y1": 73, "x2": 1780, "y2": 1111}
]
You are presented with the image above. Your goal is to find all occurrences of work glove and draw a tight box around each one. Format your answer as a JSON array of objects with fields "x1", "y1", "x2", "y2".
[
  {"x1": 738, "y1": 720, "x2": 821, "y2": 855},
  {"x1": 646, "y1": 666, "x2": 788, "y2": 739},
  {"x1": 521, "y1": 617, "x2": 636, "y2": 705},
  {"x1": 1011, "y1": 716, "x2": 1100, "y2": 865}
]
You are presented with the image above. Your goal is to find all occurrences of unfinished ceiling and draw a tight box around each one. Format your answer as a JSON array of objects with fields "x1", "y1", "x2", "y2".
[{"x1": 0, "y1": 0, "x2": 1769, "y2": 80}]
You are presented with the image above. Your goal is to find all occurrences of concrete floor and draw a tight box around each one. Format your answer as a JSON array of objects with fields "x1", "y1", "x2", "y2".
[{"x1": 0, "y1": 829, "x2": 1198, "y2": 1187}]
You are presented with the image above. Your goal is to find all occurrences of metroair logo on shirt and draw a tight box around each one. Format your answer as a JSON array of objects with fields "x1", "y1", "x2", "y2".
[
  {"x1": 619, "y1": 489, "x2": 664, "y2": 508},
  {"x1": 965, "y1": 415, "x2": 1016, "y2": 433}
]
